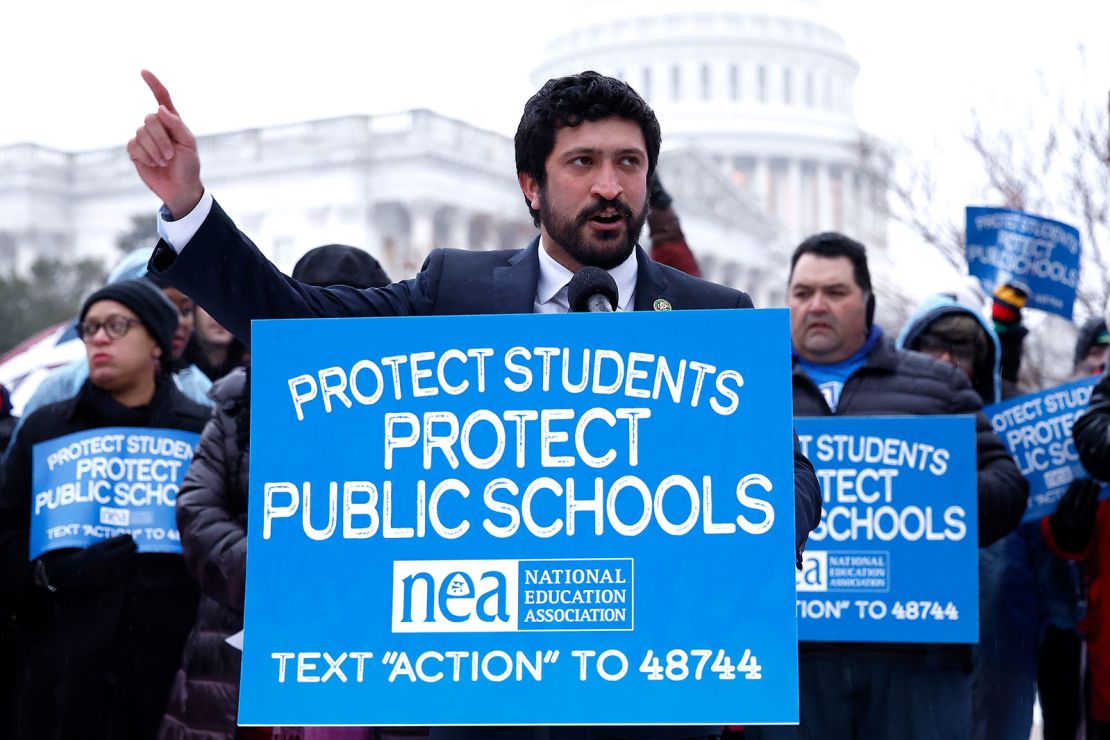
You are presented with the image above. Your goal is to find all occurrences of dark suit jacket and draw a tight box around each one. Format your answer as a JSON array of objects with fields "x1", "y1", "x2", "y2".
[
  {"x1": 149, "y1": 200, "x2": 820, "y2": 740},
  {"x1": 149, "y1": 202, "x2": 750, "y2": 336}
]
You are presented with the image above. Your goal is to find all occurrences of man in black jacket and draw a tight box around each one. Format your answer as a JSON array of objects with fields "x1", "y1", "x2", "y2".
[{"x1": 753, "y1": 233, "x2": 1027, "y2": 740}]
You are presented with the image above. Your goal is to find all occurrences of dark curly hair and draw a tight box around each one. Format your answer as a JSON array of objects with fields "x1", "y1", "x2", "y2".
[{"x1": 515, "y1": 71, "x2": 661, "y2": 226}]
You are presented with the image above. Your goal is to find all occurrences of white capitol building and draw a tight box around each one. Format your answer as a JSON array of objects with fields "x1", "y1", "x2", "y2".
[{"x1": 0, "y1": 0, "x2": 885, "y2": 310}]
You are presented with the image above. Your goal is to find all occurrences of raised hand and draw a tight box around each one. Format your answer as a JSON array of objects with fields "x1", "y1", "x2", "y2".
[{"x1": 127, "y1": 70, "x2": 204, "y2": 219}]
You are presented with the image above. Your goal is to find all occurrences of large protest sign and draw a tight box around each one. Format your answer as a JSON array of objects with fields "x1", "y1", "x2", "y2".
[
  {"x1": 985, "y1": 376, "x2": 1102, "y2": 521},
  {"x1": 793, "y1": 416, "x2": 978, "y2": 643},
  {"x1": 965, "y1": 206, "x2": 1081, "y2": 320},
  {"x1": 30, "y1": 426, "x2": 200, "y2": 558},
  {"x1": 241, "y1": 309, "x2": 798, "y2": 726}
]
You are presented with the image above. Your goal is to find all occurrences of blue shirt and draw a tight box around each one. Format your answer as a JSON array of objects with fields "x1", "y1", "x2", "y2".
[{"x1": 795, "y1": 325, "x2": 883, "y2": 412}]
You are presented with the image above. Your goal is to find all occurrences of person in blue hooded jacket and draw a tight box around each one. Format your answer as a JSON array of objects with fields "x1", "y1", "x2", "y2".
[{"x1": 897, "y1": 294, "x2": 1064, "y2": 740}]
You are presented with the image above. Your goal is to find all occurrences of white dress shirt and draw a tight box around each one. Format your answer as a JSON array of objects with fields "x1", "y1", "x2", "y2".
[
  {"x1": 534, "y1": 236, "x2": 637, "y2": 313},
  {"x1": 158, "y1": 190, "x2": 213, "y2": 250},
  {"x1": 158, "y1": 193, "x2": 639, "y2": 314}
]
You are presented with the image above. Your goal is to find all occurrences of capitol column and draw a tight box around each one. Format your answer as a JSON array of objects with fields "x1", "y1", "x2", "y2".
[
  {"x1": 448, "y1": 208, "x2": 470, "y2": 250},
  {"x1": 859, "y1": 175, "x2": 877, "y2": 246},
  {"x1": 787, "y1": 158, "x2": 802, "y2": 239},
  {"x1": 816, "y1": 162, "x2": 832, "y2": 231},
  {"x1": 844, "y1": 170, "x2": 860, "y2": 237},
  {"x1": 408, "y1": 200, "x2": 437, "y2": 272},
  {"x1": 753, "y1": 157, "x2": 770, "y2": 213},
  {"x1": 362, "y1": 203, "x2": 383, "y2": 264},
  {"x1": 482, "y1": 215, "x2": 500, "y2": 251}
]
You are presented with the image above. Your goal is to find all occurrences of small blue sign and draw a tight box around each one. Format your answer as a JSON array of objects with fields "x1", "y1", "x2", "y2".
[
  {"x1": 29, "y1": 426, "x2": 201, "y2": 558},
  {"x1": 966, "y1": 206, "x2": 1081, "y2": 320},
  {"x1": 794, "y1": 416, "x2": 979, "y2": 643},
  {"x1": 241, "y1": 309, "x2": 798, "y2": 726},
  {"x1": 985, "y1": 376, "x2": 1103, "y2": 521}
]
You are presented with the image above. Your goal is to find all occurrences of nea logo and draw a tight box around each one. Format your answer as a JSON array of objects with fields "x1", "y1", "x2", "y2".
[
  {"x1": 795, "y1": 551, "x2": 827, "y2": 592},
  {"x1": 392, "y1": 560, "x2": 519, "y2": 633}
]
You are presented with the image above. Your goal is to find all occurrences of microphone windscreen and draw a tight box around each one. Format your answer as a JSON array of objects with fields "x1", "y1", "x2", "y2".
[{"x1": 568, "y1": 267, "x2": 619, "y2": 313}]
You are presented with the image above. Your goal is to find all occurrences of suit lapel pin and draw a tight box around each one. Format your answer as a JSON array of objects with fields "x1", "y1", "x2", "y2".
[{"x1": 653, "y1": 298, "x2": 672, "y2": 311}]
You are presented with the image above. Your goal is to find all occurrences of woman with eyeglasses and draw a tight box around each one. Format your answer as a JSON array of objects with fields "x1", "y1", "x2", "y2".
[{"x1": 0, "y1": 278, "x2": 210, "y2": 740}]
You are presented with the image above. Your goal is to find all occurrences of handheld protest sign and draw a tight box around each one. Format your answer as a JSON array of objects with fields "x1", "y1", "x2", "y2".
[
  {"x1": 965, "y1": 206, "x2": 1081, "y2": 320},
  {"x1": 985, "y1": 376, "x2": 1105, "y2": 521},
  {"x1": 794, "y1": 416, "x2": 978, "y2": 643},
  {"x1": 241, "y1": 309, "x2": 798, "y2": 727},
  {"x1": 29, "y1": 426, "x2": 200, "y2": 558}
]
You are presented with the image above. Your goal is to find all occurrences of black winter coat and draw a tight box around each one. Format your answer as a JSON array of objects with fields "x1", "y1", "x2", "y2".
[
  {"x1": 793, "y1": 336, "x2": 1028, "y2": 547},
  {"x1": 1075, "y1": 370, "x2": 1110, "y2": 481},
  {"x1": 0, "y1": 379, "x2": 209, "y2": 740},
  {"x1": 792, "y1": 337, "x2": 1028, "y2": 669},
  {"x1": 159, "y1": 368, "x2": 250, "y2": 740}
]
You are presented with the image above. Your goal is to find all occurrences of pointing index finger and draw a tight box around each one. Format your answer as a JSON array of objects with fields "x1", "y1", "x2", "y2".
[{"x1": 141, "y1": 69, "x2": 178, "y2": 114}]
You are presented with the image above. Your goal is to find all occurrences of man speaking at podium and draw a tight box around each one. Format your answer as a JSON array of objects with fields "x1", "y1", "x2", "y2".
[{"x1": 129, "y1": 68, "x2": 820, "y2": 739}]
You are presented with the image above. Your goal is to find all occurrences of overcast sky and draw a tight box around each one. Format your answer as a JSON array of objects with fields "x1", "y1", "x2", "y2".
[
  {"x1": 3, "y1": 0, "x2": 1107, "y2": 301},
  {"x1": 4, "y1": 0, "x2": 1105, "y2": 152}
]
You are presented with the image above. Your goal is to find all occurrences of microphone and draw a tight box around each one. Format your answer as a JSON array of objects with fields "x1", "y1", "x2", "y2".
[{"x1": 568, "y1": 267, "x2": 619, "y2": 313}]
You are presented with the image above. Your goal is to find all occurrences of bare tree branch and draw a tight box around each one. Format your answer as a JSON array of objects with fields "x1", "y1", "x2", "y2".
[{"x1": 859, "y1": 46, "x2": 1110, "y2": 386}]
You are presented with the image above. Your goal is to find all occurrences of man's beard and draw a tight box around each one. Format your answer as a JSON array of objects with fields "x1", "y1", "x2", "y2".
[{"x1": 539, "y1": 191, "x2": 648, "y2": 270}]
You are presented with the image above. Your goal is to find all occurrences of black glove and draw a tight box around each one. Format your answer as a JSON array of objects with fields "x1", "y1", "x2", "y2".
[
  {"x1": 1049, "y1": 479, "x2": 1101, "y2": 553},
  {"x1": 34, "y1": 534, "x2": 137, "y2": 592},
  {"x1": 648, "y1": 173, "x2": 672, "y2": 210}
]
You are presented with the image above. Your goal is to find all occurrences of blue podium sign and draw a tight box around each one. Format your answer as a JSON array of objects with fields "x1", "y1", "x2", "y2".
[
  {"x1": 29, "y1": 426, "x2": 200, "y2": 558},
  {"x1": 966, "y1": 206, "x2": 1081, "y2": 320},
  {"x1": 985, "y1": 376, "x2": 1101, "y2": 521},
  {"x1": 794, "y1": 416, "x2": 978, "y2": 643},
  {"x1": 241, "y1": 309, "x2": 798, "y2": 726}
]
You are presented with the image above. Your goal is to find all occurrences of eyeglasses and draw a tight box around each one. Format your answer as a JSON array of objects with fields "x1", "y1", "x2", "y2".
[
  {"x1": 915, "y1": 333, "x2": 977, "y2": 368},
  {"x1": 78, "y1": 315, "x2": 138, "y2": 342}
]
